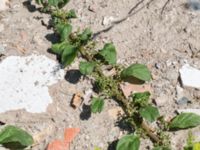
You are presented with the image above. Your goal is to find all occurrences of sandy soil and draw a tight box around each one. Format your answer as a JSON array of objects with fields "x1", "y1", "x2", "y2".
[{"x1": 0, "y1": 0, "x2": 200, "y2": 149}]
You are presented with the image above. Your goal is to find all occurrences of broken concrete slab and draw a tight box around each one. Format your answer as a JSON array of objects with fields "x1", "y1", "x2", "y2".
[
  {"x1": 0, "y1": 54, "x2": 64, "y2": 113},
  {"x1": 179, "y1": 64, "x2": 200, "y2": 89}
]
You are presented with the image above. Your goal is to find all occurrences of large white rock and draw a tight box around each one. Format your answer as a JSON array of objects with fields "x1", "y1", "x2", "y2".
[
  {"x1": 0, "y1": 54, "x2": 64, "y2": 113},
  {"x1": 0, "y1": 0, "x2": 9, "y2": 11},
  {"x1": 179, "y1": 64, "x2": 200, "y2": 89}
]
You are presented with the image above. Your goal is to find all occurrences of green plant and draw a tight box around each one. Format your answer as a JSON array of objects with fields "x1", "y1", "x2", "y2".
[
  {"x1": 0, "y1": 125, "x2": 33, "y2": 149},
  {"x1": 33, "y1": 0, "x2": 200, "y2": 149}
]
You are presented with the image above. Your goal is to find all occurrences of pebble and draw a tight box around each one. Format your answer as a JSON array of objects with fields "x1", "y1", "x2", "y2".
[
  {"x1": 176, "y1": 85, "x2": 184, "y2": 99},
  {"x1": 188, "y1": 0, "x2": 200, "y2": 10},
  {"x1": 179, "y1": 64, "x2": 200, "y2": 89},
  {"x1": 0, "y1": 44, "x2": 5, "y2": 53},
  {"x1": 88, "y1": 5, "x2": 97, "y2": 12},
  {"x1": 154, "y1": 95, "x2": 168, "y2": 107},
  {"x1": 102, "y1": 16, "x2": 115, "y2": 26},
  {"x1": 176, "y1": 97, "x2": 190, "y2": 105},
  {"x1": 0, "y1": 24, "x2": 4, "y2": 32}
]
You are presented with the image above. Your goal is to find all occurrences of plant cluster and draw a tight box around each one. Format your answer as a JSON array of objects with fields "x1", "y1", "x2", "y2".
[
  {"x1": 34, "y1": 0, "x2": 200, "y2": 150},
  {"x1": 1, "y1": 0, "x2": 199, "y2": 149}
]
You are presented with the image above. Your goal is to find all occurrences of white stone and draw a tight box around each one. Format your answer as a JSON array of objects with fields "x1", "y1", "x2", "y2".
[
  {"x1": 179, "y1": 64, "x2": 200, "y2": 89},
  {"x1": 0, "y1": 0, "x2": 9, "y2": 11},
  {"x1": 0, "y1": 24, "x2": 4, "y2": 32},
  {"x1": 177, "y1": 109, "x2": 200, "y2": 116},
  {"x1": 102, "y1": 16, "x2": 115, "y2": 26},
  {"x1": 0, "y1": 54, "x2": 64, "y2": 113}
]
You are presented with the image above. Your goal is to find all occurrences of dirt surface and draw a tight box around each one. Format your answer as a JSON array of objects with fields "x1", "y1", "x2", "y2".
[{"x1": 0, "y1": 0, "x2": 200, "y2": 149}]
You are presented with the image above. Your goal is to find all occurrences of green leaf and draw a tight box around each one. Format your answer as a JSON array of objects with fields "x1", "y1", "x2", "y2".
[
  {"x1": 48, "y1": 0, "x2": 69, "y2": 8},
  {"x1": 55, "y1": 23, "x2": 72, "y2": 42},
  {"x1": 61, "y1": 44, "x2": 77, "y2": 67},
  {"x1": 48, "y1": 0, "x2": 61, "y2": 6},
  {"x1": 139, "y1": 105, "x2": 159, "y2": 123},
  {"x1": 79, "y1": 61, "x2": 96, "y2": 75},
  {"x1": 91, "y1": 97, "x2": 104, "y2": 113},
  {"x1": 66, "y1": 9, "x2": 77, "y2": 19},
  {"x1": 94, "y1": 146, "x2": 101, "y2": 150},
  {"x1": 121, "y1": 64, "x2": 151, "y2": 81},
  {"x1": 152, "y1": 146, "x2": 171, "y2": 150},
  {"x1": 36, "y1": 0, "x2": 43, "y2": 4},
  {"x1": 169, "y1": 113, "x2": 200, "y2": 129},
  {"x1": 132, "y1": 92, "x2": 150, "y2": 106},
  {"x1": 79, "y1": 28, "x2": 92, "y2": 44},
  {"x1": 116, "y1": 134, "x2": 140, "y2": 150},
  {"x1": 51, "y1": 42, "x2": 66, "y2": 55},
  {"x1": 193, "y1": 143, "x2": 200, "y2": 150},
  {"x1": 98, "y1": 43, "x2": 116, "y2": 65},
  {"x1": 0, "y1": 125, "x2": 33, "y2": 149}
]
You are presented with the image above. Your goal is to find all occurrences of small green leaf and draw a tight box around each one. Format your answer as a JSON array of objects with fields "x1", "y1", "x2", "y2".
[
  {"x1": 66, "y1": 9, "x2": 77, "y2": 19},
  {"x1": 51, "y1": 42, "x2": 66, "y2": 55},
  {"x1": 121, "y1": 64, "x2": 151, "y2": 81},
  {"x1": 169, "y1": 113, "x2": 200, "y2": 129},
  {"x1": 48, "y1": 0, "x2": 61, "y2": 6},
  {"x1": 0, "y1": 125, "x2": 33, "y2": 149},
  {"x1": 91, "y1": 97, "x2": 104, "y2": 113},
  {"x1": 193, "y1": 143, "x2": 200, "y2": 150},
  {"x1": 152, "y1": 146, "x2": 171, "y2": 150},
  {"x1": 79, "y1": 61, "x2": 96, "y2": 75},
  {"x1": 116, "y1": 134, "x2": 140, "y2": 150},
  {"x1": 61, "y1": 45, "x2": 77, "y2": 67},
  {"x1": 98, "y1": 43, "x2": 116, "y2": 65},
  {"x1": 55, "y1": 23, "x2": 72, "y2": 42},
  {"x1": 139, "y1": 105, "x2": 159, "y2": 123},
  {"x1": 132, "y1": 92, "x2": 150, "y2": 106},
  {"x1": 36, "y1": 0, "x2": 43, "y2": 4},
  {"x1": 48, "y1": 0, "x2": 69, "y2": 8},
  {"x1": 94, "y1": 146, "x2": 101, "y2": 150},
  {"x1": 79, "y1": 28, "x2": 92, "y2": 44}
]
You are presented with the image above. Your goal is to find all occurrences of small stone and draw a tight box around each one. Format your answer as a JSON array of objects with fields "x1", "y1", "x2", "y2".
[
  {"x1": 179, "y1": 64, "x2": 200, "y2": 89},
  {"x1": 176, "y1": 97, "x2": 190, "y2": 105},
  {"x1": 0, "y1": 45, "x2": 5, "y2": 53},
  {"x1": 0, "y1": 0, "x2": 10, "y2": 11},
  {"x1": 88, "y1": 5, "x2": 97, "y2": 12},
  {"x1": 83, "y1": 89, "x2": 93, "y2": 105},
  {"x1": 71, "y1": 93, "x2": 83, "y2": 109},
  {"x1": 102, "y1": 16, "x2": 115, "y2": 26},
  {"x1": 154, "y1": 95, "x2": 168, "y2": 107},
  {"x1": 188, "y1": 0, "x2": 200, "y2": 10},
  {"x1": 176, "y1": 85, "x2": 184, "y2": 99},
  {"x1": 0, "y1": 24, "x2": 4, "y2": 32},
  {"x1": 108, "y1": 107, "x2": 124, "y2": 119}
]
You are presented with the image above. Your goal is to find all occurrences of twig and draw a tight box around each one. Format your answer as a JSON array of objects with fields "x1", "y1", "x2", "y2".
[
  {"x1": 93, "y1": 0, "x2": 156, "y2": 39},
  {"x1": 161, "y1": 0, "x2": 170, "y2": 15}
]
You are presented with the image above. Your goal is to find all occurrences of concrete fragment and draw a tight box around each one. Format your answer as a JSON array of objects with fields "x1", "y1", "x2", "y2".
[
  {"x1": 179, "y1": 64, "x2": 200, "y2": 89},
  {"x1": 177, "y1": 109, "x2": 200, "y2": 116},
  {"x1": 0, "y1": 54, "x2": 64, "y2": 113}
]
